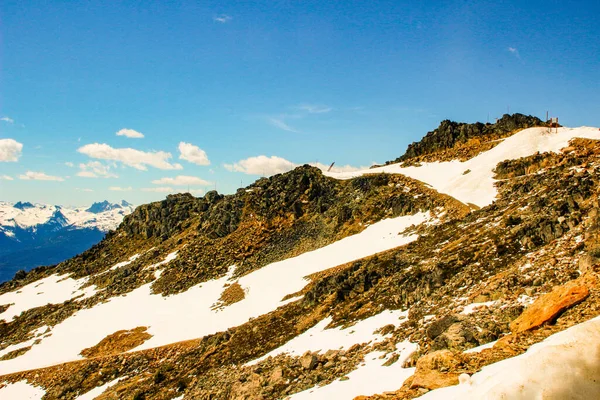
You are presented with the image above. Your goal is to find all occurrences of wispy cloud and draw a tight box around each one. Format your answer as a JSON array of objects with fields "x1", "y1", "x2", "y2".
[
  {"x1": 0, "y1": 116, "x2": 14, "y2": 124},
  {"x1": 296, "y1": 104, "x2": 332, "y2": 114},
  {"x1": 1, "y1": 175, "x2": 14, "y2": 180},
  {"x1": 507, "y1": 47, "x2": 521, "y2": 59},
  {"x1": 65, "y1": 162, "x2": 75, "y2": 167},
  {"x1": 178, "y1": 142, "x2": 210, "y2": 166},
  {"x1": 77, "y1": 143, "x2": 183, "y2": 171},
  {"x1": 116, "y1": 128, "x2": 145, "y2": 139},
  {"x1": 109, "y1": 186, "x2": 132, "y2": 192},
  {"x1": 151, "y1": 175, "x2": 211, "y2": 186},
  {"x1": 76, "y1": 188, "x2": 94, "y2": 192},
  {"x1": 77, "y1": 161, "x2": 118, "y2": 178},
  {"x1": 19, "y1": 171, "x2": 65, "y2": 181},
  {"x1": 268, "y1": 117, "x2": 299, "y2": 133},
  {"x1": 0, "y1": 138, "x2": 23, "y2": 162},
  {"x1": 213, "y1": 14, "x2": 232, "y2": 23}
]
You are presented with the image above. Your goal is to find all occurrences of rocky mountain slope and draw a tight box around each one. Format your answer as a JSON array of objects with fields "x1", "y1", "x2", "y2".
[
  {"x1": 0, "y1": 201, "x2": 134, "y2": 283},
  {"x1": 0, "y1": 116, "x2": 599, "y2": 400}
]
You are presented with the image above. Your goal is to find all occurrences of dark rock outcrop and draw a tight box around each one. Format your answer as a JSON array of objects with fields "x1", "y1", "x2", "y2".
[{"x1": 394, "y1": 113, "x2": 543, "y2": 163}]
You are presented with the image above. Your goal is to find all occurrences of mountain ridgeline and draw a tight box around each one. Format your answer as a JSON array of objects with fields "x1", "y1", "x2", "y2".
[{"x1": 1, "y1": 116, "x2": 599, "y2": 400}]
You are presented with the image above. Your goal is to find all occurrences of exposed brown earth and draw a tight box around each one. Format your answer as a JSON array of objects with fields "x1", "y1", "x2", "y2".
[
  {"x1": 80, "y1": 327, "x2": 152, "y2": 358},
  {"x1": 213, "y1": 282, "x2": 246, "y2": 310}
]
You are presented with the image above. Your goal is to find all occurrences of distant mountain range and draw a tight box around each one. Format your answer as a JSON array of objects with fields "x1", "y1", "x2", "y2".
[{"x1": 0, "y1": 200, "x2": 134, "y2": 282}]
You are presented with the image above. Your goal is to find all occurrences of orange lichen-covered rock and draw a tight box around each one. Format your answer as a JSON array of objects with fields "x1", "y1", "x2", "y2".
[
  {"x1": 409, "y1": 350, "x2": 462, "y2": 390},
  {"x1": 510, "y1": 280, "x2": 589, "y2": 333}
]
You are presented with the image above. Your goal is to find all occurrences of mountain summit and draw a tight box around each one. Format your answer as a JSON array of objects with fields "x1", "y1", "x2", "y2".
[
  {"x1": 0, "y1": 118, "x2": 599, "y2": 399},
  {"x1": 86, "y1": 200, "x2": 127, "y2": 214}
]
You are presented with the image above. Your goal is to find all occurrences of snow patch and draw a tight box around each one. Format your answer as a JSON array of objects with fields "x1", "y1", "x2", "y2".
[
  {"x1": 420, "y1": 316, "x2": 600, "y2": 399},
  {"x1": 460, "y1": 300, "x2": 498, "y2": 315},
  {"x1": 0, "y1": 274, "x2": 98, "y2": 322},
  {"x1": 248, "y1": 309, "x2": 409, "y2": 365},
  {"x1": 288, "y1": 341, "x2": 418, "y2": 399},
  {"x1": 463, "y1": 340, "x2": 498, "y2": 354},
  {"x1": 74, "y1": 377, "x2": 124, "y2": 400},
  {"x1": 0, "y1": 381, "x2": 45, "y2": 399}
]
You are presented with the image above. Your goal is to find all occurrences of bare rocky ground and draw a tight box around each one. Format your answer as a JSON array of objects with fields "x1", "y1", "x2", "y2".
[{"x1": 1, "y1": 118, "x2": 599, "y2": 399}]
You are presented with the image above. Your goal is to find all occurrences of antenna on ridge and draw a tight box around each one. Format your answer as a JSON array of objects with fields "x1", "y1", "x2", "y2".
[{"x1": 327, "y1": 161, "x2": 335, "y2": 172}]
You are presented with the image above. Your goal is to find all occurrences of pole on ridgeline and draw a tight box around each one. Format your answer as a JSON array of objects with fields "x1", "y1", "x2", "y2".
[{"x1": 327, "y1": 162, "x2": 335, "y2": 172}]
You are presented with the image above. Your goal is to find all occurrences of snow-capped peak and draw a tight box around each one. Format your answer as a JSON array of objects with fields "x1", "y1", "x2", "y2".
[{"x1": 86, "y1": 200, "x2": 123, "y2": 214}]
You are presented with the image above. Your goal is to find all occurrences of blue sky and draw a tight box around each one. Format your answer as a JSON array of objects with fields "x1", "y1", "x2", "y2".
[{"x1": 1, "y1": 0, "x2": 599, "y2": 205}]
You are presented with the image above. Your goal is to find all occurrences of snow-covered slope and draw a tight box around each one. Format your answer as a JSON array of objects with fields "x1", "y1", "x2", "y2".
[
  {"x1": 0, "y1": 201, "x2": 134, "y2": 282},
  {"x1": 325, "y1": 126, "x2": 600, "y2": 207},
  {"x1": 0, "y1": 212, "x2": 429, "y2": 375}
]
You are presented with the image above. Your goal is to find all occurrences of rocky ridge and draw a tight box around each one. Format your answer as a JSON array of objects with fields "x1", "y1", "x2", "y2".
[{"x1": 0, "y1": 119, "x2": 599, "y2": 400}]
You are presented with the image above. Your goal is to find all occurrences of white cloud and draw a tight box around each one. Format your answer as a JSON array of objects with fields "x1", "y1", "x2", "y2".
[
  {"x1": 65, "y1": 162, "x2": 75, "y2": 167},
  {"x1": 19, "y1": 171, "x2": 65, "y2": 181},
  {"x1": 116, "y1": 128, "x2": 144, "y2": 139},
  {"x1": 213, "y1": 14, "x2": 232, "y2": 23},
  {"x1": 268, "y1": 117, "x2": 299, "y2": 133},
  {"x1": 224, "y1": 155, "x2": 297, "y2": 176},
  {"x1": 0, "y1": 139, "x2": 23, "y2": 162},
  {"x1": 178, "y1": 142, "x2": 210, "y2": 166},
  {"x1": 1, "y1": 175, "x2": 14, "y2": 180},
  {"x1": 77, "y1": 143, "x2": 183, "y2": 171},
  {"x1": 152, "y1": 175, "x2": 211, "y2": 186},
  {"x1": 76, "y1": 188, "x2": 94, "y2": 192},
  {"x1": 1, "y1": 117, "x2": 14, "y2": 124},
  {"x1": 508, "y1": 47, "x2": 520, "y2": 58},
  {"x1": 297, "y1": 104, "x2": 332, "y2": 114},
  {"x1": 77, "y1": 161, "x2": 118, "y2": 178},
  {"x1": 109, "y1": 186, "x2": 132, "y2": 192}
]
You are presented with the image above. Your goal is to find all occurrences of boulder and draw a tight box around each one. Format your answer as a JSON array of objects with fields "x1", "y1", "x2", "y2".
[
  {"x1": 409, "y1": 350, "x2": 463, "y2": 390},
  {"x1": 270, "y1": 366, "x2": 284, "y2": 384},
  {"x1": 300, "y1": 352, "x2": 318, "y2": 370},
  {"x1": 426, "y1": 315, "x2": 459, "y2": 339},
  {"x1": 510, "y1": 280, "x2": 589, "y2": 333}
]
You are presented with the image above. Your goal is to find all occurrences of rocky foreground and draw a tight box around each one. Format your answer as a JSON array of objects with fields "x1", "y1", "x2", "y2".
[{"x1": 0, "y1": 115, "x2": 599, "y2": 399}]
